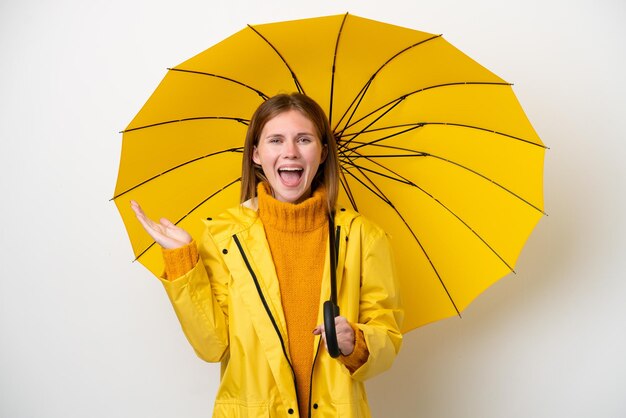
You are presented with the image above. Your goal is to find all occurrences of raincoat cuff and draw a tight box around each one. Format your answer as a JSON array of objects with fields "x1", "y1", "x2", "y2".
[
  {"x1": 339, "y1": 323, "x2": 369, "y2": 373},
  {"x1": 161, "y1": 241, "x2": 199, "y2": 281}
]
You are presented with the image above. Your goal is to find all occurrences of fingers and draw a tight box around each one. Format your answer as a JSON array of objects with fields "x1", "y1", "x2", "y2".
[
  {"x1": 130, "y1": 200, "x2": 146, "y2": 221},
  {"x1": 130, "y1": 201, "x2": 165, "y2": 234},
  {"x1": 131, "y1": 200, "x2": 157, "y2": 232},
  {"x1": 130, "y1": 200, "x2": 141, "y2": 213},
  {"x1": 312, "y1": 325, "x2": 323, "y2": 336},
  {"x1": 159, "y1": 217, "x2": 176, "y2": 228},
  {"x1": 313, "y1": 316, "x2": 356, "y2": 356},
  {"x1": 129, "y1": 201, "x2": 191, "y2": 249}
]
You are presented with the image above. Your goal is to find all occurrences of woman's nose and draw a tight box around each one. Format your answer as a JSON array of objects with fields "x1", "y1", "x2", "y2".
[{"x1": 283, "y1": 140, "x2": 299, "y2": 158}]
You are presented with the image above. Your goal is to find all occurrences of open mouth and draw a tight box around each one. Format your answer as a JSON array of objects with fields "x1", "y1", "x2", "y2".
[{"x1": 278, "y1": 167, "x2": 303, "y2": 186}]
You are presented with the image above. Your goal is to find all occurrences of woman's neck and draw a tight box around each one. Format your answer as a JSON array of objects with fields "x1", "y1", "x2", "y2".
[{"x1": 257, "y1": 183, "x2": 328, "y2": 232}]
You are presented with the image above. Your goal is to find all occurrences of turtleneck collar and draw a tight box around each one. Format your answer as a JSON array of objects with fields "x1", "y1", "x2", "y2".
[{"x1": 257, "y1": 182, "x2": 328, "y2": 232}]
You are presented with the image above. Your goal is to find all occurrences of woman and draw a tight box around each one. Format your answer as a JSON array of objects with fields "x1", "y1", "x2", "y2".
[{"x1": 131, "y1": 93, "x2": 403, "y2": 417}]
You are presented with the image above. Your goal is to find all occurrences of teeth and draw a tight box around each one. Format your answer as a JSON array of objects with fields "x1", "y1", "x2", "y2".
[{"x1": 279, "y1": 168, "x2": 303, "y2": 172}]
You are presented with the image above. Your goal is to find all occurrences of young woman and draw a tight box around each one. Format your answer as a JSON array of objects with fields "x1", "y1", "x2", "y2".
[{"x1": 131, "y1": 93, "x2": 403, "y2": 418}]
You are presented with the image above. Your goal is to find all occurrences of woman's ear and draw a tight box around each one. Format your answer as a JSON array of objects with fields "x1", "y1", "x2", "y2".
[
  {"x1": 252, "y1": 146, "x2": 261, "y2": 165},
  {"x1": 321, "y1": 144, "x2": 328, "y2": 163}
]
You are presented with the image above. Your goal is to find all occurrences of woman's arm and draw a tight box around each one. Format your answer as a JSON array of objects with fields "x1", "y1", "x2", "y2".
[
  {"x1": 132, "y1": 201, "x2": 230, "y2": 362},
  {"x1": 350, "y1": 223, "x2": 404, "y2": 381}
]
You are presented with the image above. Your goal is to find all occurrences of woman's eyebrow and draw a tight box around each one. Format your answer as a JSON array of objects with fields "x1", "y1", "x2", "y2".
[
  {"x1": 264, "y1": 133, "x2": 284, "y2": 140},
  {"x1": 264, "y1": 131, "x2": 316, "y2": 139}
]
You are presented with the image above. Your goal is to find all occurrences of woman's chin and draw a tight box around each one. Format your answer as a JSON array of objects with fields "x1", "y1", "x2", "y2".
[{"x1": 274, "y1": 187, "x2": 311, "y2": 204}]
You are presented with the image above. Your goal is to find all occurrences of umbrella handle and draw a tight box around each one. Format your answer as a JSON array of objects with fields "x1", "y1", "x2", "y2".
[{"x1": 323, "y1": 300, "x2": 341, "y2": 358}]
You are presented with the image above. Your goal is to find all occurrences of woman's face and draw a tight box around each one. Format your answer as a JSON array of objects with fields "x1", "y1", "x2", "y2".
[{"x1": 253, "y1": 109, "x2": 327, "y2": 204}]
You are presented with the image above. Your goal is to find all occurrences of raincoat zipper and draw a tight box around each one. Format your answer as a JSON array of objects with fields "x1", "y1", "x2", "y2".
[
  {"x1": 232, "y1": 234, "x2": 300, "y2": 410},
  {"x1": 307, "y1": 339, "x2": 323, "y2": 416},
  {"x1": 308, "y1": 224, "x2": 341, "y2": 417}
]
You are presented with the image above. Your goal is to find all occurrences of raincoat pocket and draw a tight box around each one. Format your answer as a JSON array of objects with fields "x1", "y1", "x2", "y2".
[
  {"x1": 213, "y1": 400, "x2": 269, "y2": 418},
  {"x1": 333, "y1": 398, "x2": 371, "y2": 418}
]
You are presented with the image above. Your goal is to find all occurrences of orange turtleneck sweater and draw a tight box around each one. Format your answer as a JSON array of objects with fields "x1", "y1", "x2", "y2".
[
  {"x1": 257, "y1": 183, "x2": 327, "y2": 417},
  {"x1": 161, "y1": 184, "x2": 368, "y2": 417}
]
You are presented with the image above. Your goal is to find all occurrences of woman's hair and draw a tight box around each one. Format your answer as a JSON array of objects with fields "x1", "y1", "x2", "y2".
[{"x1": 240, "y1": 93, "x2": 340, "y2": 212}]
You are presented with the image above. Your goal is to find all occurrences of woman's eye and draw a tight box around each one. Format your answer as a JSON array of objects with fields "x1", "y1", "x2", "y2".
[{"x1": 298, "y1": 136, "x2": 312, "y2": 143}]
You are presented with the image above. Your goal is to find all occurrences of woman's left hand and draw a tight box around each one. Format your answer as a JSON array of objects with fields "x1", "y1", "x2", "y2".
[{"x1": 313, "y1": 316, "x2": 355, "y2": 356}]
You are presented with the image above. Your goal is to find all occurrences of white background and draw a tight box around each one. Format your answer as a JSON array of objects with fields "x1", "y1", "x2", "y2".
[{"x1": 1, "y1": 0, "x2": 625, "y2": 417}]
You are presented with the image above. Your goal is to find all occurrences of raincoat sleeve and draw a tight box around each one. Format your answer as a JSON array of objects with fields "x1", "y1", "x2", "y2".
[
  {"x1": 158, "y1": 224, "x2": 230, "y2": 362},
  {"x1": 350, "y1": 220, "x2": 404, "y2": 382}
]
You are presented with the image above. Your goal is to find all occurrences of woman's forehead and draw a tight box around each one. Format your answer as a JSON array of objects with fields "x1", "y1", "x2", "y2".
[{"x1": 261, "y1": 109, "x2": 317, "y2": 135}]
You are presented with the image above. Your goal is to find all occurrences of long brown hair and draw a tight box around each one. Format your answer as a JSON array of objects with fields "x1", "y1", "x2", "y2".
[{"x1": 240, "y1": 93, "x2": 340, "y2": 212}]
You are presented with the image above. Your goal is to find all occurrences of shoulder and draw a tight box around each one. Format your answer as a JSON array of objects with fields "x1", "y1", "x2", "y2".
[
  {"x1": 334, "y1": 206, "x2": 387, "y2": 240},
  {"x1": 202, "y1": 202, "x2": 259, "y2": 243}
]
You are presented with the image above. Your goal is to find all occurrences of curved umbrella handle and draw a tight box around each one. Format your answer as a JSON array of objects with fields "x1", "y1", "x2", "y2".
[{"x1": 323, "y1": 300, "x2": 341, "y2": 358}]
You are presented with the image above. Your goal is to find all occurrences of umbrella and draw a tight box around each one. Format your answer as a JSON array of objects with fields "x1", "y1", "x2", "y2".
[{"x1": 113, "y1": 13, "x2": 546, "y2": 334}]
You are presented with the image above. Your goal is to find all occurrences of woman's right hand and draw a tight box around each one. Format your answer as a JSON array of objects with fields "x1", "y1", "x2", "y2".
[{"x1": 130, "y1": 200, "x2": 193, "y2": 249}]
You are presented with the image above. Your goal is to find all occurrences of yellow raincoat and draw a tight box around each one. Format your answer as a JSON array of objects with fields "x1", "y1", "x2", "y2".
[{"x1": 159, "y1": 202, "x2": 403, "y2": 417}]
